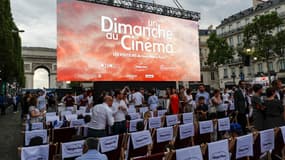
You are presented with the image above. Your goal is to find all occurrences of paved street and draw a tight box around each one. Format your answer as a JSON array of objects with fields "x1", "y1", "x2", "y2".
[{"x1": 0, "y1": 105, "x2": 22, "y2": 160}]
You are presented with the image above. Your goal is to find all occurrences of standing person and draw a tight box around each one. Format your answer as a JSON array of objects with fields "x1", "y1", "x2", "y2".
[
  {"x1": 234, "y1": 80, "x2": 249, "y2": 134},
  {"x1": 64, "y1": 92, "x2": 75, "y2": 108},
  {"x1": 87, "y1": 92, "x2": 93, "y2": 109},
  {"x1": 22, "y1": 92, "x2": 31, "y2": 118},
  {"x1": 148, "y1": 90, "x2": 159, "y2": 111},
  {"x1": 184, "y1": 88, "x2": 194, "y2": 112},
  {"x1": 133, "y1": 88, "x2": 144, "y2": 111},
  {"x1": 12, "y1": 94, "x2": 18, "y2": 113},
  {"x1": 222, "y1": 88, "x2": 230, "y2": 103},
  {"x1": 211, "y1": 89, "x2": 226, "y2": 118},
  {"x1": 195, "y1": 96, "x2": 208, "y2": 121},
  {"x1": 272, "y1": 79, "x2": 284, "y2": 104},
  {"x1": 111, "y1": 90, "x2": 127, "y2": 135},
  {"x1": 75, "y1": 138, "x2": 107, "y2": 160},
  {"x1": 37, "y1": 89, "x2": 47, "y2": 112},
  {"x1": 0, "y1": 94, "x2": 5, "y2": 115},
  {"x1": 195, "y1": 84, "x2": 210, "y2": 105},
  {"x1": 263, "y1": 87, "x2": 285, "y2": 129},
  {"x1": 251, "y1": 84, "x2": 265, "y2": 131},
  {"x1": 29, "y1": 96, "x2": 44, "y2": 123},
  {"x1": 88, "y1": 96, "x2": 114, "y2": 138},
  {"x1": 79, "y1": 93, "x2": 88, "y2": 107},
  {"x1": 169, "y1": 88, "x2": 179, "y2": 114}
]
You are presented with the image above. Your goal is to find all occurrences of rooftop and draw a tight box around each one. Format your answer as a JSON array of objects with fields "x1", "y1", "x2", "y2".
[
  {"x1": 218, "y1": 0, "x2": 285, "y2": 27},
  {"x1": 22, "y1": 47, "x2": 56, "y2": 52}
]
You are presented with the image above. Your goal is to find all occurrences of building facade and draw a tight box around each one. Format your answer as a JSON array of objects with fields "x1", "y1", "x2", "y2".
[{"x1": 216, "y1": 0, "x2": 285, "y2": 88}]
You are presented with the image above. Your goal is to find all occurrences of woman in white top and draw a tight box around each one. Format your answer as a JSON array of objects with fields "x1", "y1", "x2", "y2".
[
  {"x1": 222, "y1": 88, "x2": 230, "y2": 103},
  {"x1": 211, "y1": 89, "x2": 226, "y2": 119},
  {"x1": 29, "y1": 96, "x2": 44, "y2": 123},
  {"x1": 184, "y1": 88, "x2": 194, "y2": 112}
]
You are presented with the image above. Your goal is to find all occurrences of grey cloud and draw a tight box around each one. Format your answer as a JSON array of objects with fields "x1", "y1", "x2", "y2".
[{"x1": 11, "y1": 0, "x2": 252, "y2": 48}]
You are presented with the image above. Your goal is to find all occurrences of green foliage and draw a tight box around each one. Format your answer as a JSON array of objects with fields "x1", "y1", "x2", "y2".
[
  {"x1": 0, "y1": 0, "x2": 24, "y2": 87},
  {"x1": 207, "y1": 32, "x2": 234, "y2": 66},
  {"x1": 243, "y1": 12, "x2": 284, "y2": 59}
]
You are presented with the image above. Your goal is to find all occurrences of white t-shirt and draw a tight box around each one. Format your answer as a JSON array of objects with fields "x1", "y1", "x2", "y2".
[
  {"x1": 222, "y1": 93, "x2": 230, "y2": 102},
  {"x1": 111, "y1": 99, "x2": 127, "y2": 122},
  {"x1": 37, "y1": 95, "x2": 46, "y2": 111},
  {"x1": 88, "y1": 103, "x2": 114, "y2": 130},
  {"x1": 133, "y1": 92, "x2": 144, "y2": 106},
  {"x1": 87, "y1": 96, "x2": 93, "y2": 105},
  {"x1": 185, "y1": 95, "x2": 193, "y2": 104}
]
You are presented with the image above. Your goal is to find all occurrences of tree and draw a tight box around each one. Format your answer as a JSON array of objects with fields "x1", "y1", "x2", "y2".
[
  {"x1": 243, "y1": 12, "x2": 284, "y2": 84},
  {"x1": 0, "y1": 0, "x2": 24, "y2": 94},
  {"x1": 207, "y1": 32, "x2": 234, "y2": 66}
]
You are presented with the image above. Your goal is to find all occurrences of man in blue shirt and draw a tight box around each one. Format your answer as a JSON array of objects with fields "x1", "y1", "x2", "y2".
[
  {"x1": 76, "y1": 138, "x2": 107, "y2": 160},
  {"x1": 195, "y1": 84, "x2": 210, "y2": 105}
]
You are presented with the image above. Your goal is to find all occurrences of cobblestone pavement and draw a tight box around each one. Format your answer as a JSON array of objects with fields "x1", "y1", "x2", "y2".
[{"x1": 0, "y1": 105, "x2": 22, "y2": 160}]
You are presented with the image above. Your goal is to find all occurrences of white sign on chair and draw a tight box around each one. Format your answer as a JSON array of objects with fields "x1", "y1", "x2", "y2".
[
  {"x1": 179, "y1": 123, "x2": 194, "y2": 139},
  {"x1": 99, "y1": 135, "x2": 119, "y2": 153},
  {"x1": 182, "y1": 112, "x2": 193, "y2": 124},
  {"x1": 236, "y1": 133, "x2": 253, "y2": 159},
  {"x1": 199, "y1": 120, "x2": 213, "y2": 134},
  {"x1": 156, "y1": 126, "x2": 173, "y2": 143},
  {"x1": 176, "y1": 145, "x2": 203, "y2": 160},
  {"x1": 218, "y1": 117, "x2": 230, "y2": 131},
  {"x1": 129, "y1": 119, "x2": 144, "y2": 132},
  {"x1": 25, "y1": 129, "x2": 48, "y2": 146},
  {"x1": 148, "y1": 117, "x2": 161, "y2": 129},
  {"x1": 166, "y1": 114, "x2": 178, "y2": 126},
  {"x1": 208, "y1": 139, "x2": 229, "y2": 160},
  {"x1": 25, "y1": 122, "x2": 44, "y2": 131},
  {"x1": 21, "y1": 144, "x2": 49, "y2": 160},
  {"x1": 61, "y1": 140, "x2": 85, "y2": 159},
  {"x1": 131, "y1": 130, "x2": 152, "y2": 149},
  {"x1": 260, "y1": 129, "x2": 275, "y2": 153}
]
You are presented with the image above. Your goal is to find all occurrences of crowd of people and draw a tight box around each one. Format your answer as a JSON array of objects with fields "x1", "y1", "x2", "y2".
[{"x1": 14, "y1": 79, "x2": 285, "y2": 159}]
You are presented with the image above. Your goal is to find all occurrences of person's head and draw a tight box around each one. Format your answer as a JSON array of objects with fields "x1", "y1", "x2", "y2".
[
  {"x1": 29, "y1": 136, "x2": 43, "y2": 146},
  {"x1": 186, "y1": 88, "x2": 192, "y2": 95},
  {"x1": 149, "y1": 90, "x2": 155, "y2": 96},
  {"x1": 266, "y1": 87, "x2": 276, "y2": 98},
  {"x1": 198, "y1": 84, "x2": 205, "y2": 92},
  {"x1": 272, "y1": 79, "x2": 282, "y2": 90},
  {"x1": 239, "y1": 80, "x2": 246, "y2": 89},
  {"x1": 29, "y1": 96, "x2": 37, "y2": 106},
  {"x1": 253, "y1": 84, "x2": 263, "y2": 95},
  {"x1": 84, "y1": 115, "x2": 91, "y2": 123},
  {"x1": 83, "y1": 138, "x2": 99, "y2": 153},
  {"x1": 198, "y1": 96, "x2": 205, "y2": 105},
  {"x1": 171, "y1": 88, "x2": 177, "y2": 95},
  {"x1": 136, "y1": 121, "x2": 145, "y2": 131},
  {"x1": 224, "y1": 88, "x2": 228, "y2": 93},
  {"x1": 104, "y1": 96, "x2": 113, "y2": 107},
  {"x1": 213, "y1": 89, "x2": 220, "y2": 97},
  {"x1": 140, "y1": 88, "x2": 144, "y2": 94},
  {"x1": 114, "y1": 90, "x2": 123, "y2": 100}
]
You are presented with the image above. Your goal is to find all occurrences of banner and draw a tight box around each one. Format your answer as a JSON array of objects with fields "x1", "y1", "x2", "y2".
[
  {"x1": 208, "y1": 139, "x2": 229, "y2": 160},
  {"x1": 236, "y1": 133, "x2": 253, "y2": 159},
  {"x1": 21, "y1": 144, "x2": 49, "y2": 160},
  {"x1": 99, "y1": 135, "x2": 119, "y2": 153},
  {"x1": 131, "y1": 130, "x2": 152, "y2": 149},
  {"x1": 260, "y1": 129, "x2": 274, "y2": 153},
  {"x1": 176, "y1": 145, "x2": 203, "y2": 160},
  {"x1": 57, "y1": 0, "x2": 200, "y2": 81},
  {"x1": 25, "y1": 130, "x2": 48, "y2": 146},
  {"x1": 156, "y1": 127, "x2": 173, "y2": 143},
  {"x1": 182, "y1": 112, "x2": 193, "y2": 124},
  {"x1": 166, "y1": 115, "x2": 178, "y2": 126},
  {"x1": 179, "y1": 123, "x2": 194, "y2": 140},
  {"x1": 70, "y1": 119, "x2": 85, "y2": 127},
  {"x1": 199, "y1": 120, "x2": 213, "y2": 134},
  {"x1": 129, "y1": 119, "x2": 143, "y2": 132},
  {"x1": 148, "y1": 117, "x2": 161, "y2": 129},
  {"x1": 61, "y1": 140, "x2": 84, "y2": 159},
  {"x1": 26, "y1": 122, "x2": 44, "y2": 131}
]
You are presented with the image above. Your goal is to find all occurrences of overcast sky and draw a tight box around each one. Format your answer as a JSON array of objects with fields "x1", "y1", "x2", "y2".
[{"x1": 10, "y1": 0, "x2": 253, "y2": 49}]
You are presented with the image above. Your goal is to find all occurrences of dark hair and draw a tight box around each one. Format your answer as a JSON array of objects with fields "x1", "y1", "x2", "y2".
[
  {"x1": 213, "y1": 89, "x2": 220, "y2": 95},
  {"x1": 85, "y1": 137, "x2": 99, "y2": 150},
  {"x1": 149, "y1": 90, "x2": 155, "y2": 95},
  {"x1": 114, "y1": 89, "x2": 122, "y2": 97},
  {"x1": 29, "y1": 136, "x2": 43, "y2": 146},
  {"x1": 198, "y1": 96, "x2": 205, "y2": 101},
  {"x1": 238, "y1": 80, "x2": 245, "y2": 86},
  {"x1": 77, "y1": 115, "x2": 84, "y2": 119},
  {"x1": 29, "y1": 96, "x2": 37, "y2": 106},
  {"x1": 186, "y1": 88, "x2": 192, "y2": 95},
  {"x1": 266, "y1": 87, "x2": 275, "y2": 97},
  {"x1": 271, "y1": 79, "x2": 281, "y2": 88},
  {"x1": 252, "y1": 84, "x2": 263, "y2": 92},
  {"x1": 84, "y1": 115, "x2": 91, "y2": 123},
  {"x1": 136, "y1": 121, "x2": 145, "y2": 131}
]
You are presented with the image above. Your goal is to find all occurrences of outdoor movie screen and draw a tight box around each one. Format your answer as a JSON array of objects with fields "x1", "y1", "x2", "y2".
[{"x1": 57, "y1": 0, "x2": 200, "y2": 81}]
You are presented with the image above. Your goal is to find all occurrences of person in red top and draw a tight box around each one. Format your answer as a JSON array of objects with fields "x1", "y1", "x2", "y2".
[
  {"x1": 170, "y1": 88, "x2": 179, "y2": 114},
  {"x1": 64, "y1": 92, "x2": 75, "y2": 107}
]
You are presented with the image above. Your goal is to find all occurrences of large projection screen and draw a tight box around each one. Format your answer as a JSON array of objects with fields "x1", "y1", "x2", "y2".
[{"x1": 57, "y1": 0, "x2": 200, "y2": 81}]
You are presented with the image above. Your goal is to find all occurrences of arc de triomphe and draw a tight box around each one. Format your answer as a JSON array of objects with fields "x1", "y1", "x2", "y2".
[{"x1": 22, "y1": 47, "x2": 66, "y2": 89}]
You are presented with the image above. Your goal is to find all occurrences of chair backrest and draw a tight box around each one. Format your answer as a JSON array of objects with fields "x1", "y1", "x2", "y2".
[
  {"x1": 61, "y1": 140, "x2": 85, "y2": 159},
  {"x1": 21, "y1": 144, "x2": 49, "y2": 160},
  {"x1": 131, "y1": 152, "x2": 165, "y2": 160},
  {"x1": 52, "y1": 127, "x2": 77, "y2": 143},
  {"x1": 24, "y1": 129, "x2": 48, "y2": 146},
  {"x1": 128, "y1": 131, "x2": 152, "y2": 160},
  {"x1": 174, "y1": 124, "x2": 194, "y2": 149},
  {"x1": 151, "y1": 126, "x2": 174, "y2": 154},
  {"x1": 99, "y1": 134, "x2": 124, "y2": 160},
  {"x1": 272, "y1": 129, "x2": 285, "y2": 159}
]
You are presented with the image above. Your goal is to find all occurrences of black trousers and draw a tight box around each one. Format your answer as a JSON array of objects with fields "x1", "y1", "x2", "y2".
[{"x1": 237, "y1": 113, "x2": 247, "y2": 134}]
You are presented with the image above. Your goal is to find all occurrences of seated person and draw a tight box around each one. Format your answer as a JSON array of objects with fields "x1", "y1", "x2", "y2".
[
  {"x1": 75, "y1": 138, "x2": 107, "y2": 160},
  {"x1": 195, "y1": 96, "x2": 208, "y2": 121},
  {"x1": 29, "y1": 136, "x2": 43, "y2": 146},
  {"x1": 136, "y1": 121, "x2": 145, "y2": 131}
]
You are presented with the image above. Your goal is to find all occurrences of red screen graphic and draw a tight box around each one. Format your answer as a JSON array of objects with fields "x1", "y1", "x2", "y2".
[{"x1": 57, "y1": 0, "x2": 200, "y2": 81}]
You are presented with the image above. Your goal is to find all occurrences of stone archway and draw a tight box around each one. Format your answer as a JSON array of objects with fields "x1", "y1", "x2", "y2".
[
  {"x1": 33, "y1": 66, "x2": 50, "y2": 89},
  {"x1": 22, "y1": 47, "x2": 62, "y2": 89}
]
